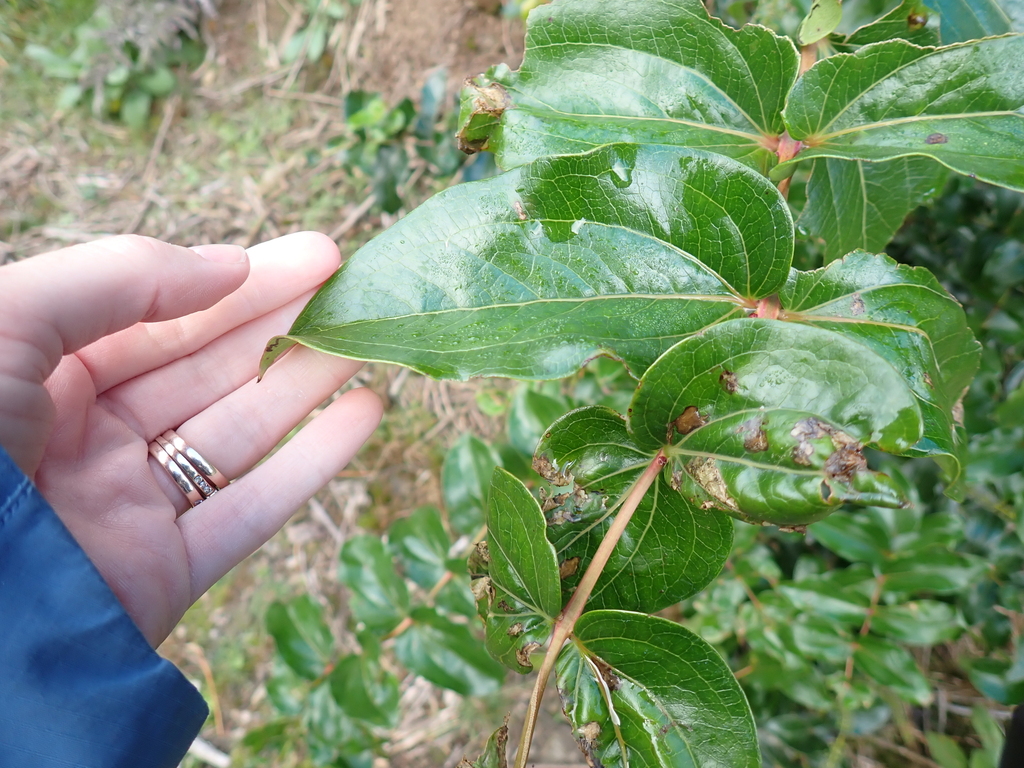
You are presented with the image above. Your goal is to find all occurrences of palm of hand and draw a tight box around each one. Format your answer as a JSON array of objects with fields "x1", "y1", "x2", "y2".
[{"x1": 0, "y1": 233, "x2": 381, "y2": 646}]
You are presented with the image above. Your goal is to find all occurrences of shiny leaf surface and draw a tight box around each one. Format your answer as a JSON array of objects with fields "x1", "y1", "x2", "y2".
[
  {"x1": 781, "y1": 37, "x2": 1024, "y2": 192},
  {"x1": 556, "y1": 610, "x2": 760, "y2": 768},
  {"x1": 459, "y1": 0, "x2": 797, "y2": 172},
  {"x1": 262, "y1": 144, "x2": 792, "y2": 381}
]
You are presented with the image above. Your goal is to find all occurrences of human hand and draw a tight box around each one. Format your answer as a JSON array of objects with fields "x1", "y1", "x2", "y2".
[{"x1": 0, "y1": 232, "x2": 382, "y2": 646}]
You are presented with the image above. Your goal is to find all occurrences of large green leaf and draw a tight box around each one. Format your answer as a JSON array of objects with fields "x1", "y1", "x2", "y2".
[
  {"x1": 797, "y1": 157, "x2": 948, "y2": 263},
  {"x1": 628, "y1": 318, "x2": 921, "y2": 525},
  {"x1": 393, "y1": 606, "x2": 506, "y2": 696},
  {"x1": 328, "y1": 653, "x2": 401, "y2": 729},
  {"x1": 266, "y1": 596, "x2": 335, "y2": 680},
  {"x1": 458, "y1": 0, "x2": 797, "y2": 173},
  {"x1": 781, "y1": 36, "x2": 1024, "y2": 193},
  {"x1": 262, "y1": 144, "x2": 792, "y2": 380},
  {"x1": 780, "y1": 250, "x2": 980, "y2": 491},
  {"x1": 477, "y1": 468, "x2": 562, "y2": 672},
  {"x1": 556, "y1": 610, "x2": 760, "y2": 768},
  {"x1": 853, "y1": 635, "x2": 933, "y2": 704},
  {"x1": 536, "y1": 406, "x2": 733, "y2": 612},
  {"x1": 442, "y1": 434, "x2": 502, "y2": 535},
  {"x1": 338, "y1": 535, "x2": 410, "y2": 634},
  {"x1": 924, "y1": 0, "x2": 1024, "y2": 42}
]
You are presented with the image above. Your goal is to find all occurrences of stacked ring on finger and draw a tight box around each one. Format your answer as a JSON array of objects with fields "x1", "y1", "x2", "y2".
[{"x1": 148, "y1": 429, "x2": 228, "y2": 509}]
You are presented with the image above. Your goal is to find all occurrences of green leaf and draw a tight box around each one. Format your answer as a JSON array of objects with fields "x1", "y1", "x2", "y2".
[
  {"x1": 871, "y1": 600, "x2": 964, "y2": 645},
  {"x1": 338, "y1": 535, "x2": 410, "y2": 633},
  {"x1": 923, "y1": 0, "x2": 1023, "y2": 42},
  {"x1": 810, "y1": 511, "x2": 892, "y2": 565},
  {"x1": 557, "y1": 610, "x2": 760, "y2": 768},
  {"x1": 442, "y1": 434, "x2": 502, "y2": 535},
  {"x1": 965, "y1": 657, "x2": 1024, "y2": 705},
  {"x1": 781, "y1": 36, "x2": 1024, "y2": 193},
  {"x1": 458, "y1": 0, "x2": 797, "y2": 173},
  {"x1": 844, "y1": 1, "x2": 939, "y2": 46},
  {"x1": 780, "y1": 250, "x2": 980, "y2": 493},
  {"x1": 777, "y1": 580, "x2": 870, "y2": 623},
  {"x1": 783, "y1": 615, "x2": 853, "y2": 663},
  {"x1": 853, "y1": 635, "x2": 933, "y2": 704},
  {"x1": 536, "y1": 406, "x2": 733, "y2": 612},
  {"x1": 328, "y1": 653, "x2": 400, "y2": 728},
  {"x1": 507, "y1": 385, "x2": 570, "y2": 457},
  {"x1": 393, "y1": 607, "x2": 505, "y2": 696},
  {"x1": 972, "y1": 704, "x2": 1007, "y2": 761},
  {"x1": 798, "y1": 0, "x2": 844, "y2": 45},
  {"x1": 120, "y1": 89, "x2": 152, "y2": 131},
  {"x1": 137, "y1": 66, "x2": 176, "y2": 97},
  {"x1": 266, "y1": 596, "x2": 335, "y2": 680},
  {"x1": 881, "y1": 548, "x2": 986, "y2": 593},
  {"x1": 629, "y1": 318, "x2": 920, "y2": 526},
  {"x1": 797, "y1": 157, "x2": 948, "y2": 263},
  {"x1": 478, "y1": 468, "x2": 561, "y2": 672},
  {"x1": 262, "y1": 144, "x2": 793, "y2": 380},
  {"x1": 388, "y1": 506, "x2": 451, "y2": 588},
  {"x1": 926, "y1": 732, "x2": 969, "y2": 768}
]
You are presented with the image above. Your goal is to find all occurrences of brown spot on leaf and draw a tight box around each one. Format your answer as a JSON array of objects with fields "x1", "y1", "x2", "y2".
[
  {"x1": 532, "y1": 454, "x2": 572, "y2": 486},
  {"x1": 474, "y1": 540, "x2": 491, "y2": 565},
  {"x1": 507, "y1": 622, "x2": 524, "y2": 637},
  {"x1": 739, "y1": 417, "x2": 769, "y2": 453},
  {"x1": 497, "y1": 599, "x2": 514, "y2": 612},
  {"x1": 559, "y1": 557, "x2": 580, "y2": 579},
  {"x1": 777, "y1": 524, "x2": 809, "y2": 534},
  {"x1": 673, "y1": 405, "x2": 706, "y2": 437},
  {"x1": 456, "y1": 79, "x2": 511, "y2": 154},
  {"x1": 591, "y1": 655, "x2": 621, "y2": 691},
  {"x1": 926, "y1": 132, "x2": 948, "y2": 145},
  {"x1": 720, "y1": 369, "x2": 739, "y2": 393},
  {"x1": 686, "y1": 457, "x2": 739, "y2": 511},
  {"x1": 791, "y1": 417, "x2": 830, "y2": 466},
  {"x1": 850, "y1": 292, "x2": 866, "y2": 315},
  {"x1": 953, "y1": 387, "x2": 968, "y2": 426},
  {"x1": 457, "y1": 716, "x2": 510, "y2": 768},
  {"x1": 579, "y1": 721, "x2": 602, "y2": 744},
  {"x1": 541, "y1": 490, "x2": 570, "y2": 513},
  {"x1": 513, "y1": 200, "x2": 528, "y2": 221},
  {"x1": 923, "y1": 372, "x2": 934, "y2": 388},
  {"x1": 670, "y1": 467, "x2": 684, "y2": 491},
  {"x1": 908, "y1": 12, "x2": 927, "y2": 29},
  {"x1": 470, "y1": 576, "x2": 491, "y2": 603},
  {"x1": 516, "y1": 641, "x2": 542, "y2": 669},
  {"x1": 824, "y1": 429, "x2": 867, "y2": 482}
]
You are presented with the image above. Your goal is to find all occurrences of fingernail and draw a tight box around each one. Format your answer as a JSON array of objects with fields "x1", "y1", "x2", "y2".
[{"x1": 191, "y1": 244, "x2": 248, "y2": 263}]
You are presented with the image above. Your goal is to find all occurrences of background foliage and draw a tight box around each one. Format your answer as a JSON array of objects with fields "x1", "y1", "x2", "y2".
[{"x1": 3, "y1": 0, "x2": 1024, "y2": 767}]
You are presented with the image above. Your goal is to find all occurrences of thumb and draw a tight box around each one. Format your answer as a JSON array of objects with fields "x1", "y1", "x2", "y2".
[{"x1": 0, "y1": 235, "x2": 250, "y2": 382}]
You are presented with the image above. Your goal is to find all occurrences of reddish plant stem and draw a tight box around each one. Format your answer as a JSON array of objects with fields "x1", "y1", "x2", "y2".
[
  {"x1": 751, "y1": 294, "x2": 782, "y2": 320},
  {"x1": 512, "y1": 451, "x2": 669, "y2": 768},
  {"x1": 774, "y1": 132, "x2": 804, "y2": 198},
  {"x1": 800, "y1": 43, "x2": 819, "y2": 75}
]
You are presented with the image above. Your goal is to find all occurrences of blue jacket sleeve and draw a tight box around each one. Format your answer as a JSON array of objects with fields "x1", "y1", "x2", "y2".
[{"x1": 0, "y1": 445, "x2": 209, "y2": 768}]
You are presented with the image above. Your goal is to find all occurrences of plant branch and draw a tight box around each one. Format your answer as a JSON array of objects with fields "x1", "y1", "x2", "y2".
[{"x1": 512, "y1": 451, "x2": 668, "y2": 768}]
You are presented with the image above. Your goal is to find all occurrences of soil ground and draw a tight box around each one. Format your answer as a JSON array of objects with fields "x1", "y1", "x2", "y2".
[{"x1": 1, "y1": 1, "x2": 587, "y2": 766}]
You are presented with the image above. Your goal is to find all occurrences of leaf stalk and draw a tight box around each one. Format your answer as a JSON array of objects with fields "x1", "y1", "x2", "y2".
[{"x1": 512, "y1": 450, "x2": 668, "y2": 768}]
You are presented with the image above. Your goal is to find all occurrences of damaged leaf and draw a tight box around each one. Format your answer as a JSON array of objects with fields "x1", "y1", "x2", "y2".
[
  {"x1": 780, "y1": 250, "x2": 981, "y2": 496},
  {"x1": 630, "y1": 319, "x2": 920, "y2": 526},
  {"x1": 536, "y1": 406, "x2": 733, "y2": 612},
  {"x1": 478, "y1": 469, "x2": 562, "y2": 672}
]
